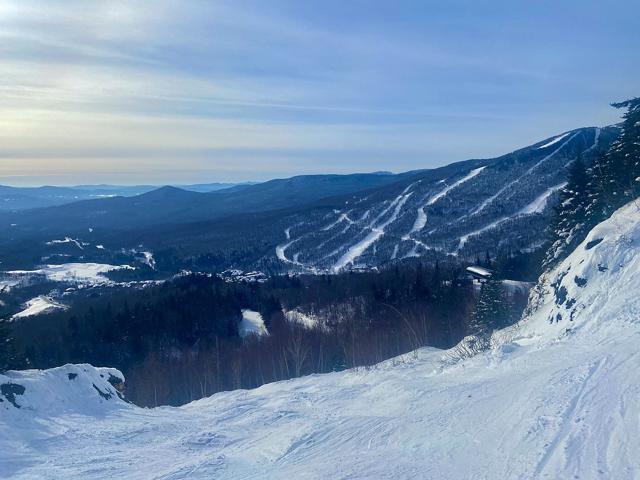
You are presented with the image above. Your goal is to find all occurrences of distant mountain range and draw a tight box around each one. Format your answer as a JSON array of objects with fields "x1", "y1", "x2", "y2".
[
  {"x1": 0, "y1": 182, "x2": 255, "y2": 210},
  {"x1": 0, "y1": 126, "x2": 620, "y2": 273}
]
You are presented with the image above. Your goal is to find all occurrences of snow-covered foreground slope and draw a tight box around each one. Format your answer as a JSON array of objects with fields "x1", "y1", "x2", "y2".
[{"x1": 2, "y1": 202, "x2": 640, "y2": 479}]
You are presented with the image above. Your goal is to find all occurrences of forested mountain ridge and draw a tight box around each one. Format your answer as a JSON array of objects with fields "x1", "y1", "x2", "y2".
[
  {"x1": 0, "y1": 126, "x2": 620, "y2": 273},
  {"x1": 0, "y1": 183, "x2": 246, "y2": 211},
  {"x1": 271, "y1": 126, "x2": 619, "y2": 272},
  {"x1": 0, "y1": 173, "x2": 403, "y2": 233}
]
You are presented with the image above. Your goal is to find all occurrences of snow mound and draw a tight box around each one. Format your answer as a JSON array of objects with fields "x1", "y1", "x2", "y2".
[{"x1": 0, "y1": 364, "x2": 125, "y2": 417}]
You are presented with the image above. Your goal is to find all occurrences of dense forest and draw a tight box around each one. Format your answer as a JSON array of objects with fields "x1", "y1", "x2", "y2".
[{"x1": 3, "y1": 257, "x2": 530, "y2": 406}]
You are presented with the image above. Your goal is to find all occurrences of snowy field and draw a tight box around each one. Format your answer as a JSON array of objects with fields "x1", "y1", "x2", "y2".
[
  {"x1": 1, "y1": 201, "x2": 640, "y2": 479},
  {"x1": 11, "y1": 296, "x2": 67, "y2": 319},
  {"x1": 4, "y1": 263, "x2": 134, "y2": 288}
]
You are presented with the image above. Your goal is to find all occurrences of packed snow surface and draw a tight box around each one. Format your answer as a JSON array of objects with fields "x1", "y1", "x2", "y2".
[{"x1": 2, "y1": 201, "x2": 640, "y2": 479}]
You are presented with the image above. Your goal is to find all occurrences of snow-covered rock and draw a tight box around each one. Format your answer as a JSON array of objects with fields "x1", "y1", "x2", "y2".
[{"x1": 1, "y1": 201, "x2": 640, "y2": 478}]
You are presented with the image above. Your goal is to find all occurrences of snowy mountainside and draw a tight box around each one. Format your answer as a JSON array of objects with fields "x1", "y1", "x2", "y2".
[
  {"x1": 1, "y1": 199, "x2": 639, "y2": 479},
  {"x1": 515, "y1": 198, "x2": 640, "y2": 340},
  {"x1": 277, "y1": 126, "x2": 619, "y2": 272},
  {"x1": 0, "y1": 126, "x2": 619, "y2": 275}
]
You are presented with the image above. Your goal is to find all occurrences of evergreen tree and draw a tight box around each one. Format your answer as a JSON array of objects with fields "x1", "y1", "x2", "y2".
[
  {"x1": 0, "y1": 320, "x2": 12, "y2": 372},
  {"x1": 468, "y1": 279, "x2": 509, "y2": 337},
  {"x1": 545, "y1": 97, "x2": 640, "y2": 270},
  {"x1": 544, "y1": 153, "x2": 591, "y2": 269},
  {"x1": 589, "y1": 97, "x2": 640, "y2": 219}
]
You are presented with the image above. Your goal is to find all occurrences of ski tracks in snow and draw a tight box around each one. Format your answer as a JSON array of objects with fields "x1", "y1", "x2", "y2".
[{"x1": 532, "y1": 356, "x2": 609, "y2": 477}]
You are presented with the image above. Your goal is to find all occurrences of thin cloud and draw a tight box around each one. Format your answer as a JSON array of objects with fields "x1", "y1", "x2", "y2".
[{"x1": 0, "y1": 0, "x2": 636, "y2": 185}]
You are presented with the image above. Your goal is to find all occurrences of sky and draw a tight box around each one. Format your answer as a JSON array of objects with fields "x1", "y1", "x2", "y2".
[{"x1": 0, "y1": 0, "x2": 638, "y2": 186}]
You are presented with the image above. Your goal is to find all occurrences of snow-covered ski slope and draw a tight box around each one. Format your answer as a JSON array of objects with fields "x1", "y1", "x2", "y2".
[
  {"x1": 2, "y1": 201, "x2": 640, "y2": 479},
  {"x1": 275, "y1": 126, "x2": 619, "y2": 271}
]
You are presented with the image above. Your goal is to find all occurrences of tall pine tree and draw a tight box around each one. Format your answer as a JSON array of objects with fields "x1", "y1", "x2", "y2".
[
  {"x1": 545, "y1": 97, "x2": 640, "y2": 270},
  {"x1": 0, "y1": 320, "x2": 12, "y2": 372},
  {"x1": 589, "y1": 97, "x2": 640, "y2": 219},
  {"x1": 544, "y1": 154, "x2": 591, "y2": 269},
  {"x1": 468, "y1": 279, "x2": 509, "y2": 337}
]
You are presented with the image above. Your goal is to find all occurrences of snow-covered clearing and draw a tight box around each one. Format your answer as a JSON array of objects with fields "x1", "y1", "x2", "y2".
[
  {"x1": 536, "y1": 131, "x2": 571, "y2": 149},
  {"x1": 2, "y1": 202, "x2": 640, "y2": 479},
  {"x1": 275, "y1": 227, "x2": 308, "y2": 267},
  {"x1": 6, "y1": 263, "x2": 134, "y2": 286},
  {"x1": 457, "y1": 215, "x2": 511, "y2": 251},
  {"x1": 402, "y1": 206, "x2": 427, "y2": 240},
  {"x1": 11, "y1": 296, "x2": 67, "y2": 319},
  {"x1": 425, "y1": 166, "x2": 485, "y2": 206},
  {"x1": 239, "y1": 309, "x2": 268, "y2": 338},
  {"x1": 139, "y1": 251, "x2": 156, "y2": 270},
  {"x1": 284, "y1": 309, "x2": 319, "y2": 329},
  {"x1": 276, "y1": 240, "x2": 307, "y2": 268},
  {"x1": 45, "y1": 237, "x2": 85, "y2": 250},
  {"x1": 518, "y1": 182, "x2": 566, "y2": 215},
  {"x1": 585, "y1": 127, "x2": 601, "y2": 153},
  {"x1": 0, "y1": 278, "x2": 20, "y2": 293},
  {"x1": 275, "y1": 241, "x2": 292, "y2": 262}
]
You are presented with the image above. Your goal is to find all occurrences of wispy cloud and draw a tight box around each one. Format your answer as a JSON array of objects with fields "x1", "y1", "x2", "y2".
[{"x1": 0, "y1": 0, "x2": 637, "y2": 185}]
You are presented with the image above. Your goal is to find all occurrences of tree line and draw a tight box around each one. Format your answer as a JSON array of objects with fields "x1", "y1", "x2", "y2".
[{"x1": 2, "y1": 260, "x2": 527, "y2": 406}]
